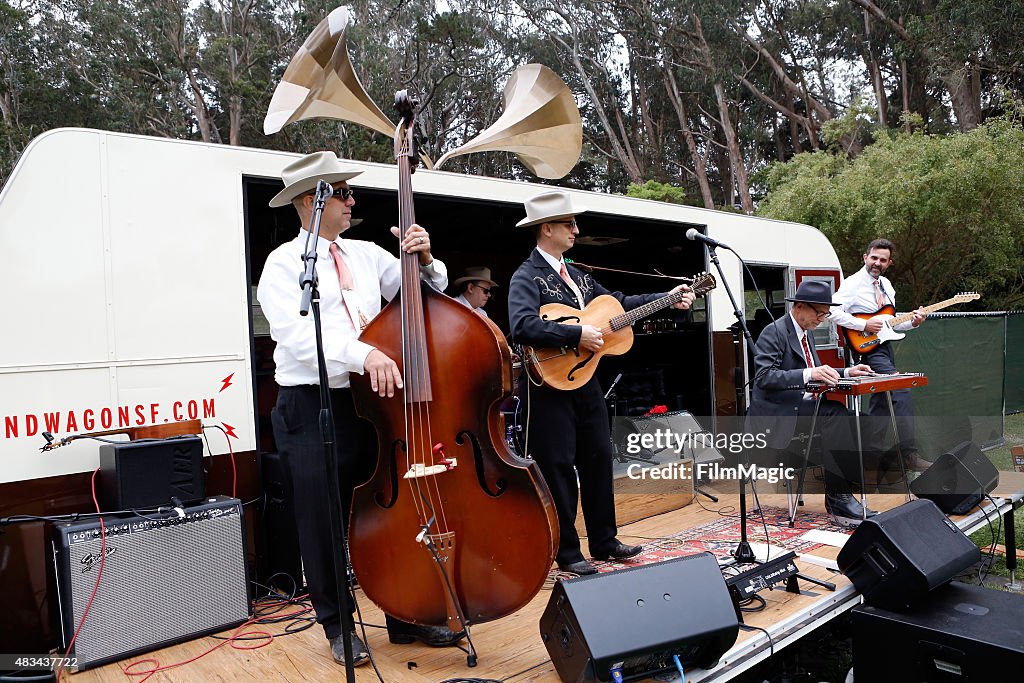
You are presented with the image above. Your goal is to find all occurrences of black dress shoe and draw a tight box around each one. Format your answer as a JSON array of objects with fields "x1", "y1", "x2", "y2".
[
  {"x1": 557, "y1": 559, "x2": 599, "y2": 575},
  {"x1": 330, "y1": 632, "x2": 370, "y2": 666},
  {"x1": 824, "y1": 493, "x2": 877, "y2": 526},
  {"x1": 591, "y1": 541, "x2": 643, "y2": 561},
  {"x1": 388, "y1": 622, "x2": 466, "y2": 647}
]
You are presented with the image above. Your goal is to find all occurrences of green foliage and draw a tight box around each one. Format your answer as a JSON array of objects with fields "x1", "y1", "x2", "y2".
[
  {"x1": 758, "y1": 112, "x2": 1024, "y2": 309},
  {"x1": 625, "y1": 180, "x2": 688, "y2": 205}
]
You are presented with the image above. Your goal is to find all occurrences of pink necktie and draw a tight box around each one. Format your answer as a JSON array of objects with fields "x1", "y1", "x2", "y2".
[
  {"x1": 329, "y1": 243, "x2": 360, "y2": 329},
  {"x1": 559, "y1": 262, "x2": 573, "y2": 287},
  {"x1": 801, "y1": 333, "x2": 815, "y2": 369},
  {"x1": 873, "y1": 279, "x2": 885, "y2": 308}
]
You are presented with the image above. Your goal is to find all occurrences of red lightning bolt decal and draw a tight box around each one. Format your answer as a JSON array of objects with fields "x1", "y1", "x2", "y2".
[
  {"x1": 220, "y1": 373, "x2": 234, "y2": 392},
  {"x1": 222, "y1": 423, "x2": 238, "y2": 439}
]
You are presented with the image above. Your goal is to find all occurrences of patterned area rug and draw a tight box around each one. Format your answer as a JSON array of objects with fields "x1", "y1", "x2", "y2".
[{"x1": 549, "y1": 506, "x2": 852, "y2": 581}]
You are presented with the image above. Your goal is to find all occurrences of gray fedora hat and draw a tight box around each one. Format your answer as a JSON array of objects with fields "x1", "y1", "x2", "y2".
[
  {"x1": 453, "y1": 266, "x2": 498, "y2": 288},
  {"x1": 515, "y1": 190, "x2": 587, "y2": 228},
  {"x1": 785, "y1": 281, "x2": 840, "y2": 306},
  {"x1": 269, "y1": 151, "x2": 363, "y2": 208}
]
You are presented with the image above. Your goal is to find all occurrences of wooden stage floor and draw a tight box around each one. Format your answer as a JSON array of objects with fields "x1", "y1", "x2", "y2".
[{"x1": 71, "y1": 472, "x2": 1024, "y2": 683}]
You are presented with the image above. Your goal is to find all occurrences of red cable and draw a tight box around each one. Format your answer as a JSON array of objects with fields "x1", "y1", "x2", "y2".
[{"x1": 57, "y1": 468, "x2": 107, "y2": 681}]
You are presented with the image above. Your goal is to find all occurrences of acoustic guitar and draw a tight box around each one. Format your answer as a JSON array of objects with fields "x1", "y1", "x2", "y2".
[
  {"x1": 524, "y1": 272, "x2": 716, "y2": 390},
  {"x1": 840, "y1": 292, "x2": 980, "y2": 353}
]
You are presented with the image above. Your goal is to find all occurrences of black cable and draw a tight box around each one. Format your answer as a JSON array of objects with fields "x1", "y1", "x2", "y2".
[
  {"x1": 500, "y1": 659, "x2": 552, "y2": 682},
  {"x1": 741, "y1": 623, "x2": 775, "y2": 658}
]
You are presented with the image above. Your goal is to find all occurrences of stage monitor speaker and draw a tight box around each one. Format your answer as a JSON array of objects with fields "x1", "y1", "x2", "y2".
[
  {"x1": 99, "y1": 435, "x2": 205, "y2": 510},
  {"x1": 910, "y1": 441, "x2": 1000, "y2": 515},
  {"x1": 837, "y1": 499, "x2": 980, "y2": 610},
  {"x1": 852, "y1": 581, "x2": 1024, "y2": 681},
  {"x1": 540, "y1": 553, "x2": 738, "y2": 682},
  {"x1": 50, "y1": 496, "x2": 250, "y2": 671}
]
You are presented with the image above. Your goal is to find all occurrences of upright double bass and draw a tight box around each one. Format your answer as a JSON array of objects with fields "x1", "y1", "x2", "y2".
[{"x1": 347, "y1": 94, "x2": 558, "y2": 634}]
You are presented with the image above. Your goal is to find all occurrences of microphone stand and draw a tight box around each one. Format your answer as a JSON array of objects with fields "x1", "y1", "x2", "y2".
[
  {"x1": 299, "y1": 180, "x2": 358, "y2": 683},
  {"x1": 605, "y1": 373, "x2": 626, "y2": 462},
  {"x1": 701, "y1": 243, "x2": 834, "y2": 600},
  {"x1": 701, "y1": 244, "x2": 758, "y2": 564}
]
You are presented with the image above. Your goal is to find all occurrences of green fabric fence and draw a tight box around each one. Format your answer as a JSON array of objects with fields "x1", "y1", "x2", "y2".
[
  {"x1": 1006, "y1": 311, "x2": 1024, "y2": 414},
  {"x1": 890, "y1": 313, "x2": 1005, "y2": 454}
]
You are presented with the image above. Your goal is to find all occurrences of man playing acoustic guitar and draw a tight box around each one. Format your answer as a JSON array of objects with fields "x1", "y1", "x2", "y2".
[
  {"x1": 508, "y1": 190, "x2": 695, "y2": 576},
  {"x1": 831, "y1": 238, "x2": 929, "y2": 475}
]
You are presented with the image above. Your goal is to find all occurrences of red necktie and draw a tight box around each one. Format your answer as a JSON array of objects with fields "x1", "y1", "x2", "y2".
[
  {"x1": 873, "y1": 279, "x2": 885, "y2": 308},
  {"x1": 801, "y1": 333, "x2": 815, "y2": 369},
  {"x1": 329, "y1": 243, "x2": 361, "y2": 329}
]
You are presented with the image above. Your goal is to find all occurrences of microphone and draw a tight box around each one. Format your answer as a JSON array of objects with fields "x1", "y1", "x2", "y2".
[
  {"x1": 685, "y1": 228, "x2": 731, "y2": 250},
  {"x1": 315, "y1": 179, "x2": 334, "y2": 200},
  {"x1": 604, "y1": 372, "x2": 623, "y2": 400}
]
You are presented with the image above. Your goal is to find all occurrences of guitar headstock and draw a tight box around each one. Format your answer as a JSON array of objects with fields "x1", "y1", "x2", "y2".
[
  {"x1": 953, "y1": 292, "x2": 981, "y2": 304},
  {"x1": 689, "y1": 272, "x2": 717, "y2": 296}
]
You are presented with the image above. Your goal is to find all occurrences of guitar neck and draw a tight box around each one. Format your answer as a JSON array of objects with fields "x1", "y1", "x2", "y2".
[
  {"x1": 609, "y1": 289, "x2": 688, "y2": 331},
  {"x1": 888, "y1": 297, "x2": 961, "y2": 325}
]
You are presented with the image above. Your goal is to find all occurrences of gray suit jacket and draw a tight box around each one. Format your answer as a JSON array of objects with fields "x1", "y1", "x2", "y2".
[{"x1": 746, "y1": 315, "x2": 820, "y2": 448}]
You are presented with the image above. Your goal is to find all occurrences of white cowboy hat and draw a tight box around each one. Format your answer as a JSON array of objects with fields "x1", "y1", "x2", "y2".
[
  {"x1": 452, "y1": 266, "x2": 498, "y2": 288},
  {"x1": 515, "y1": 190, "x2": 588, "y2": 228},
  {"x1": 269, "y1": 151, "x2": 363, "y2": 208}
]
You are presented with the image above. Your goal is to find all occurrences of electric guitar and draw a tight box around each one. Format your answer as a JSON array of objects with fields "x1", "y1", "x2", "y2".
[
  {"x1": 840, "y1": 292, "x2": 981, "y2": 353},
  {"x1": 524, "y1": 273, "x2": 716, "y2": 390}
]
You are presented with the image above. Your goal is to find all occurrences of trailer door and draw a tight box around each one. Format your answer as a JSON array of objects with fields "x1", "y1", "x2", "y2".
[{"x1": 787, "y1": 267, "x2": 845, "y2": 367}]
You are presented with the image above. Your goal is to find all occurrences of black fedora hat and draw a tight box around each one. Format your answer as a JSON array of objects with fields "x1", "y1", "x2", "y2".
[{"x1": 785, "y1": 281, "x2": 840, "y2": 306}]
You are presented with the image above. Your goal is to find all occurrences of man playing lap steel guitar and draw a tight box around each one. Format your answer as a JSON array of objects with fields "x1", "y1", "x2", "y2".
[
  {"x1": 830, "y1": 239, "x2": 929, "y2": 475},
  {"x1": 507, "y1": 190, "x2": 695, "y2": 576}
]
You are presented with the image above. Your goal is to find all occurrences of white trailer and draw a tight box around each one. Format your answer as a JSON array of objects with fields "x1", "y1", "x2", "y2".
[{"x1": 0, "y1": 127, "x2": 843, "y2": 486}]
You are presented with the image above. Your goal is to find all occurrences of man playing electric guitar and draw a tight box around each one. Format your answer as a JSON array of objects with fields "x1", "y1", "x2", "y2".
[
  {"x1": 508, "y1": 190, "x2": 695, "y2": 576},
  {"x1": 831, "y1": 238, "x2": 928, "y2": 475}
]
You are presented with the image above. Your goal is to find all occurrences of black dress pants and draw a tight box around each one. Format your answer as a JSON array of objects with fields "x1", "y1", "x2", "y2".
[
  {"x1": 271, "y1": 384, "x2": 405, "y2": 640},
  {"x1": 860, "y1": 343, "x2": 918, "y2": 454},
  {"x1": 522, "y1": 376, "x2": 617, "y2": 565},
  {"x1": 796, "y1": 397, "x2": 862, "y2": 494}
]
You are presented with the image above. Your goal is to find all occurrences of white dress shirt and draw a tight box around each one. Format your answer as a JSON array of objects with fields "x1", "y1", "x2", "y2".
[
  {"x1": 831, "y1": 267, "x2": 914, "y2": 332},
  {"x1": 257, "y1": 229, "x2": 448, "y2": 388},
  {"x1": 453, "y1": 293, "x2": 490, "y2": 318}
]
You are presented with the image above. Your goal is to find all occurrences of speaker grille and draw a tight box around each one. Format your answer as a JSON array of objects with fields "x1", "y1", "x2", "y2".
[{"x1": 53, "y1": 497, "x2": 249, "y2": 669}]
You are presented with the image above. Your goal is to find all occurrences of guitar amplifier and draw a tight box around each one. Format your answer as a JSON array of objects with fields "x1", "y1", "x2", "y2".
[{"x1": 50, "y1": 496, "x2": 250, "y2": 671}]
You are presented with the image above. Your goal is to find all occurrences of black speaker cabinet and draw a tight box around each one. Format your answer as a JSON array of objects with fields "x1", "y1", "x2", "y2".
[
  {"x1": 98, "y1": 435, "x2": 205, "y2": 510},
  {"x1": 852, "y1": 581, "x2": 1024, "y2": 681},
  {"x1": 911, "y1": 441, "x2": 1000, "y2": 515},
  {"x1": 50, "y1": 496, "x2": 250, "y2": 670},
  {"x1": 256, "y1": 451, "x2": 305, "y2": 593},
  {"x1": 837, "y1": 499, "x2": 980, "y2": 610},
  {"x1": 540, "y1": 553, "x2": 738, "y2": 682}
]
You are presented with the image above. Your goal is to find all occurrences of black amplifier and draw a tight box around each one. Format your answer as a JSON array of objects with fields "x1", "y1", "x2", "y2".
[{"x1": 50, "y1": 496, "x2": 250, "y2": 670}]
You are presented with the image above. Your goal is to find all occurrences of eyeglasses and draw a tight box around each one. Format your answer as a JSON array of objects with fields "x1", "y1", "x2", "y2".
[
  {"x1": 473, "y1": 284, "x2": 494, "y2": 296},
  {"x1": 330, "y1": 186, "x2": 355, "y2": 201},
  {"x1": 810, "y1": 307, "x2": 832, "y2": 319},
  {"x1": 550, "y1": 220, "x2": 577, "y2": 229}
]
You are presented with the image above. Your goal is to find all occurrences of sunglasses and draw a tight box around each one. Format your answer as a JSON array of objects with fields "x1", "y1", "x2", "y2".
[
  {"x1": 473, "y1": 284, "x2": 494, "y2": 295},
  {"x1": 331, "y1": 186, "x2": 355, "y2": 200}
]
